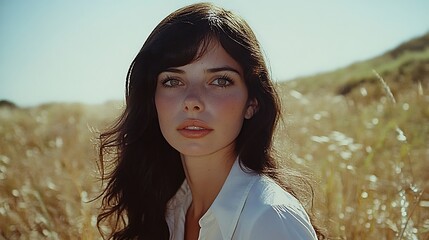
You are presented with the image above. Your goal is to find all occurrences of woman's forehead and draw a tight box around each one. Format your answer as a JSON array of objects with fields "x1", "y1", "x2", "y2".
[{"x1": 165, "y1": 40, "x2": 243, "y2": 76}]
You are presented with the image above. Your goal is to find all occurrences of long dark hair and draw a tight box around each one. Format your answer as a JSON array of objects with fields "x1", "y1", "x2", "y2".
[{"x1": 97, "y1": 2, "x2": 326, "y2": 239}]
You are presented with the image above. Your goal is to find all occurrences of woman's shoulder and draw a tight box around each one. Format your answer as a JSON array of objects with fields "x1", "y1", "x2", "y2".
[
  {"x1": 248, "y1": 175, "x2": 306, "y2": 212},
  {"x1": 235, "y1": 175, "x2": 318, "y2": 239}
]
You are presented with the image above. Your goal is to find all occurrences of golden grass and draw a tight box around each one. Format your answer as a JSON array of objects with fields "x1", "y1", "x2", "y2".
[
  {"x1": 277, "y1": 75, "x2": 429, "y2": 239},
  {"x1": 0, "y1": 78, "x2": 428, "y2": 239},
  {"x1": 0, "y1": 102, "x2": 121, "y2": 239}
]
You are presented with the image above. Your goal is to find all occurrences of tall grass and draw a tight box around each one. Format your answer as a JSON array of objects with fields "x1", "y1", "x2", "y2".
[
  {"x1": 0, "y1": 75, "x2": 427, "y2": 239},
  {"x1": 278, "y1": 71, "x2": 428, "y2": 239},
  {"x1": 0, "y1": 102, "x2": 121, "y2": 239}
]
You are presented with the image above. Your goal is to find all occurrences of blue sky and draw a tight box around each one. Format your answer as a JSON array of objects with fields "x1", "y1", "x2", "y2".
[{"x1": 1, "y1": 0, "x2": 428, "y2": 106}]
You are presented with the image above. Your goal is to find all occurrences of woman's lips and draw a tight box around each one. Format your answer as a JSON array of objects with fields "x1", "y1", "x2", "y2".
[{"x1": 177, "y1": 119, "x2": 213, "y2": 138}]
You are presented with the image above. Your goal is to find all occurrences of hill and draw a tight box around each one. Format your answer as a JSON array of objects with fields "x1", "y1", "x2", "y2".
[{"x1": 282, "y1": 32, "x2": 429, "y2": 101}]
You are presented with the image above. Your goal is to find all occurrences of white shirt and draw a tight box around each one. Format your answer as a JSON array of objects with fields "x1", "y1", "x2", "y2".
[{"x1": 166, "y1": 160, "x2": 318, "y2": 240}]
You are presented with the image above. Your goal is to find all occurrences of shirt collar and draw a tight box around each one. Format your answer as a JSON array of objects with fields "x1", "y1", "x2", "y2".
[
  {"x1": 202, "y1": 158, "x2": 258, "y2": 239},
  {"x1": 166, "y1": 158, "x2": 258, "y2": 240}
]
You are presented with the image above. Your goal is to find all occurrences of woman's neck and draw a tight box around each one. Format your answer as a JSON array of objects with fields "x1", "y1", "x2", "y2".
[{"x1": 181, "y1": 151, "x2": 236, "y2": 219}]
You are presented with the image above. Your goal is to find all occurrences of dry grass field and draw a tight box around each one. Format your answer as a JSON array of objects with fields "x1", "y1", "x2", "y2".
[
  {"x1": 1, "y1": 34, "x2": 428, "y2": 239},
  {"x1": 0, "y1": 102, "x2": 122, "y2": 239},
  {"x1": 279, "y1": 79, "x2": 429, "y2": 240}
]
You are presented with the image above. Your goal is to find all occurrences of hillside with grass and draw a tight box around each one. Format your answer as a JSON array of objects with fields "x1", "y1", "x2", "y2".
[
  {"x1": 277, "y1": 32, "x2": 429, "y2": 239},
  {"x1": 0, "y1": 33, "x2": 428, "y2": 239}
]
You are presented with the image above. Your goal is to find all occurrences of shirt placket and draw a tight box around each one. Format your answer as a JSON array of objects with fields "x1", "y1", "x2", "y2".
[{"x1": 198, "y1": 213, "x2": 215, "y2": 240}]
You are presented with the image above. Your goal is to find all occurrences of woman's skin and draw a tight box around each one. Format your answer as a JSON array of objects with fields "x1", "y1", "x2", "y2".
[{"x1": 155, "y1": 40, "x2": 257, "y2": 239}]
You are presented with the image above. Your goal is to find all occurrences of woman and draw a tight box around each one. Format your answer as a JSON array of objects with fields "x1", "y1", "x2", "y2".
[{"x1": 97, "y1": 3, "x2": 325, "y2": 240}]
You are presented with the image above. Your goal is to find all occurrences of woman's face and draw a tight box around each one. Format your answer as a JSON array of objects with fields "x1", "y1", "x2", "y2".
[{"x1": 155, "y1": 41, "x2": 256, "y2": 158}]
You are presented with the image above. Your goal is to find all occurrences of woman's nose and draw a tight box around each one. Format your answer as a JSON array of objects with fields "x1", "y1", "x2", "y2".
[{"x1": 183, "y1": 87, "x2": 204, "y2": 112}]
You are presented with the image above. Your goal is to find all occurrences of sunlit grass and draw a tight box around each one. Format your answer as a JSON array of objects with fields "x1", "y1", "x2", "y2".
[
  {"x1": 278, "y1": 72, "x2": 428, "y2": 239},
  {"x1": 0, "y1": 102, "x2": 122, "y2": 239}
]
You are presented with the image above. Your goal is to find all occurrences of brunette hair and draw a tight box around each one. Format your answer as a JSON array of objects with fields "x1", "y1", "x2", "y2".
[{"x1": 97, "y1": 2, "x2": 325, "y2": 239}]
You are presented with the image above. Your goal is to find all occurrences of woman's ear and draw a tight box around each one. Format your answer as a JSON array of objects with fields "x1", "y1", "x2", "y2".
[{"x1": 245, "y1": 99, "x2": 259, "y2": 119}]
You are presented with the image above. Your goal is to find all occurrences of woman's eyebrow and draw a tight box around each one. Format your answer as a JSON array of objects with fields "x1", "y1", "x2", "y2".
[
  {"x1": 161, "y1": 66, "x2": 241, "y2": 75},
  {"x1": 162, "y1": 68, "x2": 184, "y2": 73},
  {"x1": 206, "y1": 66, "x2": 240, "y2": 75}
]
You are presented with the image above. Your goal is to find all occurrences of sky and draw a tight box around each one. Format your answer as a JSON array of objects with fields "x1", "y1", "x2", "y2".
[{"x1": 1, "y1": 0, "x2": 428, "y2": 107}]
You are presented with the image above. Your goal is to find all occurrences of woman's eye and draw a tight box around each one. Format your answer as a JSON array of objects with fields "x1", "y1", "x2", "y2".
[
  {"x1": 162, "y1": 78, "x2": 182, "y2": 87},
  {"x1": 211, "y1": 77, "x2": 232, "y2": 87}
]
